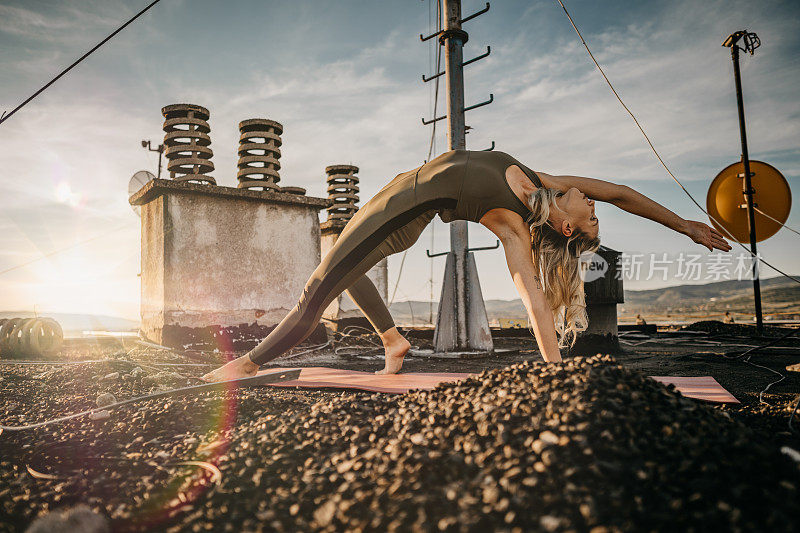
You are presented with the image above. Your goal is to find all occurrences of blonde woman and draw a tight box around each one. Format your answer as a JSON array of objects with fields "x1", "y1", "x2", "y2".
[{"x1": 202, "y1": 149, "x2": 729, "y2": 381}]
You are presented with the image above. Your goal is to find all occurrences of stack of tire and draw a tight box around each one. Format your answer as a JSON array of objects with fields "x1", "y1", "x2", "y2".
[{"x1": 0, "y1": 317, "x2": 63, "y2": 358}]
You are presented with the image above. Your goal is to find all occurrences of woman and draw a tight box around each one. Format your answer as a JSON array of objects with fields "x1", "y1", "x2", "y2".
[{"x1": 202, "y1": 149, "x2": 729, "y2": 381}]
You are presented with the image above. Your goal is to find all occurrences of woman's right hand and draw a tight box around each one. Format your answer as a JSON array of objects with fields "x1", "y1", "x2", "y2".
[{"x1": 684, "y1": 220, "x2": 732, "y2": 252}]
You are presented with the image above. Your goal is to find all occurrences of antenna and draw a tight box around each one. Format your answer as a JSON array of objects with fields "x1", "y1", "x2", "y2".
[
  {"x1": 720, "y1": 29, "x2": 765, "y2": 332},
  {"x1": 128, "y1": 170, "x2": 155, "y2": 217}
]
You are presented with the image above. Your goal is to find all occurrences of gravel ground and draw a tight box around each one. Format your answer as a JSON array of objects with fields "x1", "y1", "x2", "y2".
[{"x1": 1, "y1": 326, "x2": 799, "y2": 532}]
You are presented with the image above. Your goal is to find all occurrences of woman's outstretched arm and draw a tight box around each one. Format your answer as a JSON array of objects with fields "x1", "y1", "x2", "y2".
[
  {"x1": 537, "y1": 171, "x2": 731, "y2": 252},
  {"x1": 500, "y1": 230, "x2": 562, "y2": 362}
]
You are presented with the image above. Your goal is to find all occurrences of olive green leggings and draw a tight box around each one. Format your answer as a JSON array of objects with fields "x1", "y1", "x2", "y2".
[{"x1": 247, "y1": 162, "x2": 458, "y2": 365}]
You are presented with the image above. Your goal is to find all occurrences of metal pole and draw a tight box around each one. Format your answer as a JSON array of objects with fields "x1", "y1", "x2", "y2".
[
  {"x1": 442, "y1": 0, "x2": 469, "y2": 347},
  {"x1": 730, "y1": 42, "x2": 764, "y2": 333},
  {"x1": 157, "y1": 144, "x2": 164, "y2": 180}
]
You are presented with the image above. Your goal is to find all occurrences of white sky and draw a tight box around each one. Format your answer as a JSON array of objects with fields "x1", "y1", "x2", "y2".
[{"x1": 1, "y1": 0, "x2": 798, "y2": 320}]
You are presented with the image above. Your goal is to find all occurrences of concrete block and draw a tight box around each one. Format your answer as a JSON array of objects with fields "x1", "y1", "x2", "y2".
[{"x1": 130, "y1": 179, "x2": 331, "y2": 347}]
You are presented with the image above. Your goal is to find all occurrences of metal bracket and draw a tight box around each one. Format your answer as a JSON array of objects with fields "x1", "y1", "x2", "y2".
[
  {"x1": 426, "y1": 249, "x2": 449, "y2": 258},
  {"x1": 463, "y1": 45, "x2": 491, "y2": 68},
  {"x1": 464, "y1": 93, "x2": 493, "y2": 112},
  {"x1": 461, "y1": 2, "x2": 490, "y2": 24},
  {"x1": 422, "y1": 46, "x2": 491, "y2": 82},
  {"x1": 420, "y1": 29, "x2": 443, "y2": 42},
  {"x1": 421, "y1": 94, "x2": 494, "y2": 125},
  {"x1": 481, "y1": 141, "x2": 495, "y2": 151},
  {"x1": 421, "y1": 113, "x2": 447, "y2": 126},
  {"x1": 468, "y1": 240, "x2": 500, "y2": 252},
  {"x1": 428, "y1": 240, "x2": 500, "y2": 257}
]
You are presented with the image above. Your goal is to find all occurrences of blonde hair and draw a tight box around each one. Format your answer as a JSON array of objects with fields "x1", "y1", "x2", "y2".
[{"x1": 526, "y1": 187, "x2": 601, "y2": 348}]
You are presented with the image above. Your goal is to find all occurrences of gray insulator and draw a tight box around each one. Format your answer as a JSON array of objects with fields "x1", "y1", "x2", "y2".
[
  {"x1": 279, "y1": 186, "x2": 307, "y2": 195},
  {"x1": 237, "y1": 118, "x2": 283, "y2": 191},
  {"x1": 0, "y1": 317, "x2": 63, "y2": 358},
  {"x1": 161, "y1": 104, "x2": 216, "y2": 185},
  {"x1": 325, "y1": 165, "x2": 360, "y2": 224}
]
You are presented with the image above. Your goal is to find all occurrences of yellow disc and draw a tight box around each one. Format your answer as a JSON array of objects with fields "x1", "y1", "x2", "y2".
[{"x1": 706, "y1": 160, "x2": 791, "y2": 243}]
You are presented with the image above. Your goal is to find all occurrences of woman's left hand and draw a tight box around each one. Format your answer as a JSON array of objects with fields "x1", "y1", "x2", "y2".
[{"x1": 684, "y1": 220, "x2": 732, "y2": 252}]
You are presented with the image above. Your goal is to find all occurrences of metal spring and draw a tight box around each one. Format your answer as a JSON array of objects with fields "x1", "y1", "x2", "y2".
[
  {"x1": 162, "y1": 103, "x2": 216, "y2": 185},
  {"x1": 237, "y1": 118, "x2": 283, "y2": 192},
  {"x1": 325, "y1": 165, "x2": 360, "y2": 224},
  {"x1": 0, "y1": 318, "x2": 63, "y2": 358}
]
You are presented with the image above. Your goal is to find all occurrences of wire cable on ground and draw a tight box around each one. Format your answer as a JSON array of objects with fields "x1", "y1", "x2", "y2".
[
  {"x1": 789, "y1": 394, "x2": 800, "y2": 433},
  {"x1": 554, "y1": 0, "x2": 800, "y2": 287},
  {"x1": 0, "y1": 370, "x2": 297, "y2": 433},
  {"x1": 0, "y1": 0, "x2": 163, "y2": 127}
]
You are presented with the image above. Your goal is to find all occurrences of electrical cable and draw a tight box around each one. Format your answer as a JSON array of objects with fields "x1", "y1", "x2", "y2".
[
  {"x1": 0, "y1": 369, "x2": 298, "y2": 433},
  {"x1": 753, "y1": 206, "x2": 800, "y2": 239},
  {"x1": 389, "y1": 0, "x2": 443, "y2": 311},
  {"x1": 553, "y1": 0, "x2": 800, "y2": 287},
  {"x1": 553, "y1": 0, "x2": 800, "y2": 412},
  {"x1": 0, "y1": 222, "x2": 131, "y2": 277},
  {"x1": 723, "y1": 327, "x2": 800, "y2": 360},
  {"x1": 788, "y1": 394, "x2": 800, "y2": 433},
  {"x1": 0, "y1": 0, "x2": 163, "y2": 127}
]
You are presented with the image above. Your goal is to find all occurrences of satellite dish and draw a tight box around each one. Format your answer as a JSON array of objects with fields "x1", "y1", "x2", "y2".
[
  {"x1": 707, "y1": 160, "x2": 791, "y2": 243},
  {"x1": 128, "y1": 170, "x2": 156, "y2": 217}
]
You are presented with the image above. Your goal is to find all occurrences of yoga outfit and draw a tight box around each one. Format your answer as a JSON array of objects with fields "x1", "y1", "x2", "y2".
[{"x1": 247, "y1": 149, "x2": 543, "y2": 365}]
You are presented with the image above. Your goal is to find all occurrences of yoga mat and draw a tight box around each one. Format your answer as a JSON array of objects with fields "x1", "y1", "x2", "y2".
[
  {"x1": 260, "y1": 367, "x2": 739, "y2": 403},
  {"x1": 265, "y1": 367, "x2": 468, "y2": 394},
  {"x1": 649, "y1": 376, "x2": 739, "y2": 404}
]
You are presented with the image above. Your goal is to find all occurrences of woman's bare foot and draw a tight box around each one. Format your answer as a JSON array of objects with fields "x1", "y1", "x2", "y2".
[
  {"x1": 201, "y1": 355, "x2": 260, "y2": 383},
  {"x1": 376, "y1": 327, "x2": 411, "y2": 375}
]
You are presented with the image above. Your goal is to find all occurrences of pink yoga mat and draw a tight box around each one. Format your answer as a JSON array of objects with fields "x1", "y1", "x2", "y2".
[
  {"x1": 649, "y1": 376, "x2": 739, "y2": 403},
  {"x1": 261, "y1": 367, "x2": 739, "y2": 403}
]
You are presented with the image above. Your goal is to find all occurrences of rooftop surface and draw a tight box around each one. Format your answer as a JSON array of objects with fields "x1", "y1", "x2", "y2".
[{"x1": 1, "y1": 323, "x2": 798, "y2": 531}]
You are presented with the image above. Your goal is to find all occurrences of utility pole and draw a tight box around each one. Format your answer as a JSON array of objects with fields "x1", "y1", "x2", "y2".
[
  {"x1": 723, "y1": 29, "x2": 763, "y2": 334},
  {"x1": 422, "y1": 0, "x2": 494, "y2": 354}
]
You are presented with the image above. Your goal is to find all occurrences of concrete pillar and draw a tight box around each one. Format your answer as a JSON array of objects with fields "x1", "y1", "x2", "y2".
[
  {"x1": 569, "y1": 246, "x2": 624, "y2": 354},
  {"x1": 129, "y1": 179, "x2": 331, "y2": 348},
  {"x1": 319, "y1": 165, "x2": 389, "y2": 332}
]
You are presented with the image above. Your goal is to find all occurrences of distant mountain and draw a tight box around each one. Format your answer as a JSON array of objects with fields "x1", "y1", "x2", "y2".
[
  {"x1": 388, "y1": 276, "x2": 800, "y2": 323},
  {"x1": 0, "y1": 312, "x2": 139, "y2": 335}
]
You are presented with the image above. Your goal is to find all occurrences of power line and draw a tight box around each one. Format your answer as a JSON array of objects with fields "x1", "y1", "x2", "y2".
[
  {"x1": 390, "y1": 0, "x2": 443, "y2": 307},
  {"x1": 0, "y1": 0, "x2": 163, "y2": 127},
  {"x1": 754, "y1": 206, "x2": 800, "y2": 239},
  {"x1": 554, "y1": 0, "x2": 800, "y2": 287},
  {"x1": 0, "y1": 222, "x2": 132, "y2": 276}
]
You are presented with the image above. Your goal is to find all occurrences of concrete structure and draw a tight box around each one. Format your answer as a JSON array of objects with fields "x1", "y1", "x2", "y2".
[
  {"x1": 319, "y1": 165, "x2": 389, "y2": 332},
  {"x1": 130, "y1": 179, "x2": 331, "y2": 347},
  {"x1": 238, "y1": 119, "x2": 285, "y2": 192},
  {"x1": 572, "y1": 245, "x2": 625, "y2": 354},
  {"x1": 162, "y1": 104, "x2": 216, "y2": 185}
]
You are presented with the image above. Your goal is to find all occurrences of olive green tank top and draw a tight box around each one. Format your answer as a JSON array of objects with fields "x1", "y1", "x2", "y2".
[{"x1": 428, "y1": 150, "x2": 543, "y2": 224}]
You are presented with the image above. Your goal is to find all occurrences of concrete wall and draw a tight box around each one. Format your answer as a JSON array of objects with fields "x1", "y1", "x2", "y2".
[{"x1": 132, "y1": 179, "x2": 330, "y2": 344}]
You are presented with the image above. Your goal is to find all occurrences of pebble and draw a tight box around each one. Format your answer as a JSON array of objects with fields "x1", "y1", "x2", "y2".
[
  {"x1": 3, "y1": 353, "x2": 799, "y2": 532},
  {"x1": 96, "y1": 393, "x2": 116, "y2": 408},
  {"x1": 89, "y1": 410, "x2": 110, "y2": 421}
]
